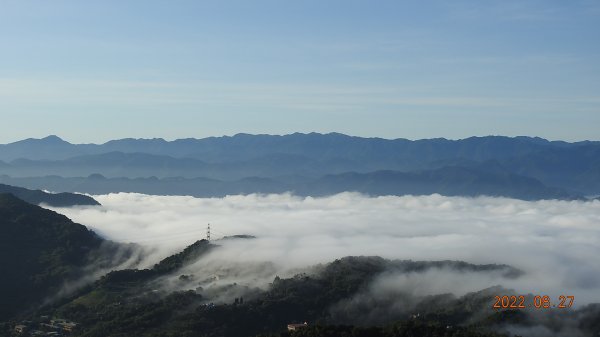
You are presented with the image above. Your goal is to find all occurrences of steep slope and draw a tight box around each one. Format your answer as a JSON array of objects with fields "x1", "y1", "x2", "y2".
[{"x1": 0, "y1": 194, "x2": 104, "y2": 320}]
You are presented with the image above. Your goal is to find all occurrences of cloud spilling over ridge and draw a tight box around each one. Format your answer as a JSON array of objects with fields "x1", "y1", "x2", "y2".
[{"x1": 50, "y1": 192, "x2": 600, "y2": 305}]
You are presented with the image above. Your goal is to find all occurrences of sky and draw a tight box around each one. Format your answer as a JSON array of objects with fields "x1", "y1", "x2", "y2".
[{"x1": 1, "y1": 0, "x2": 599, "y2": 143}]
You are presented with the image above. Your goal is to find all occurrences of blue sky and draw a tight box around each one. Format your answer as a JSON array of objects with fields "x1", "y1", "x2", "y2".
[{"x1": 0, "y1": 0, "x2": 599, "y2": 143}]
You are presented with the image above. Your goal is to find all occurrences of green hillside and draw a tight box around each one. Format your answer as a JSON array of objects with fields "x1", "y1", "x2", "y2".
[{"x1": 0, "y1": 194, "x2": 102, "y2": 320}]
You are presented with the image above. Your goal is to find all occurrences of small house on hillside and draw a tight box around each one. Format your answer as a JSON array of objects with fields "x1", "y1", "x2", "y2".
[
  {"x1": 14, "y1": 325, "x2": 28, "y2": 334},
  {"x1": 287, "y1": 322, "x2": 308, "y2": 331}
]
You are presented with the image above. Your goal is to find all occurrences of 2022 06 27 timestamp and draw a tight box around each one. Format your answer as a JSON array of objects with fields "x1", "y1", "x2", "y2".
[{"x1": 492, "y1": 295, "x2": 574, "y2": 309}]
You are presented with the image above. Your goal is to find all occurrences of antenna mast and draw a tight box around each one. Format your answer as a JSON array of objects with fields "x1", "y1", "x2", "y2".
[{"x1": 207, "y1": 223, "x2": 211, "y2": 241}]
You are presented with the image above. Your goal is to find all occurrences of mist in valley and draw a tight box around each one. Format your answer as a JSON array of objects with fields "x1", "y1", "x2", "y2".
[{"x1": 49, "y1": 192, "x2": 600, "y2": 308}]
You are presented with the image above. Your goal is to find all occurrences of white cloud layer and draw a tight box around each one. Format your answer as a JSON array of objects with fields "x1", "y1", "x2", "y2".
[{"x1": 49, "y1": 192, "x2": 600, "y2": 306}]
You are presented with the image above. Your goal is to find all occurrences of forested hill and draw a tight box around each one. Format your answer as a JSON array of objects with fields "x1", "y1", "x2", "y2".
[
  {"x1": 3, "y1": 226, "x2": 599, "y2": 336},
  {"x1": 0, "y1": 183, "x2": 99, "y2": 207},
  {"x1": 0, "y1": 194, "x2": 114, "y2": 320},
  {"x1": 26, "y1": 251, "x2": 600, "y2": 337}
]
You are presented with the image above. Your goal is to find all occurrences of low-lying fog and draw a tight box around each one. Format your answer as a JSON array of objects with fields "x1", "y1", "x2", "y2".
[{"x1": 50, "y1": 192, "x2": 600, "y2": 306}]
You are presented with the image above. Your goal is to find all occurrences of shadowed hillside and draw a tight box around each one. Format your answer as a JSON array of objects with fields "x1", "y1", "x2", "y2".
[{"x1": 0, "y1": 183, "x2": 99, "y2": 207}]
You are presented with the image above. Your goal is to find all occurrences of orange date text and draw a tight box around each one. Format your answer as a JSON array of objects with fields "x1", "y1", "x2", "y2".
[{"x1": 492, "y1": 295, "x2": 574, "y2": 309}]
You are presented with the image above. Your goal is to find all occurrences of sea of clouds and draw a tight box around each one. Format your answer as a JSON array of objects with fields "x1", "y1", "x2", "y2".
[{"x1": 49, "y1": 192, "x2": 600, "y2": 307}]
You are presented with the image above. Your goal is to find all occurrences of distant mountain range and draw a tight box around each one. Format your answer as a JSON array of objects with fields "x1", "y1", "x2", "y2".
[
  {"x1": 0, "y1": 166, "x2": 573, "y2": 201},
  {"x1": 0, "y1": 133, "x2": 598, "y2": 199},
  {"x1": 2, "y1": 133, "x2": 596, "y2": 162}
]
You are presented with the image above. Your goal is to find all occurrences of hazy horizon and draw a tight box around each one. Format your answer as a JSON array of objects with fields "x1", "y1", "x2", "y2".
[{"x1": 2, "y1": 132, "x2": 599, "y2": 145}]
